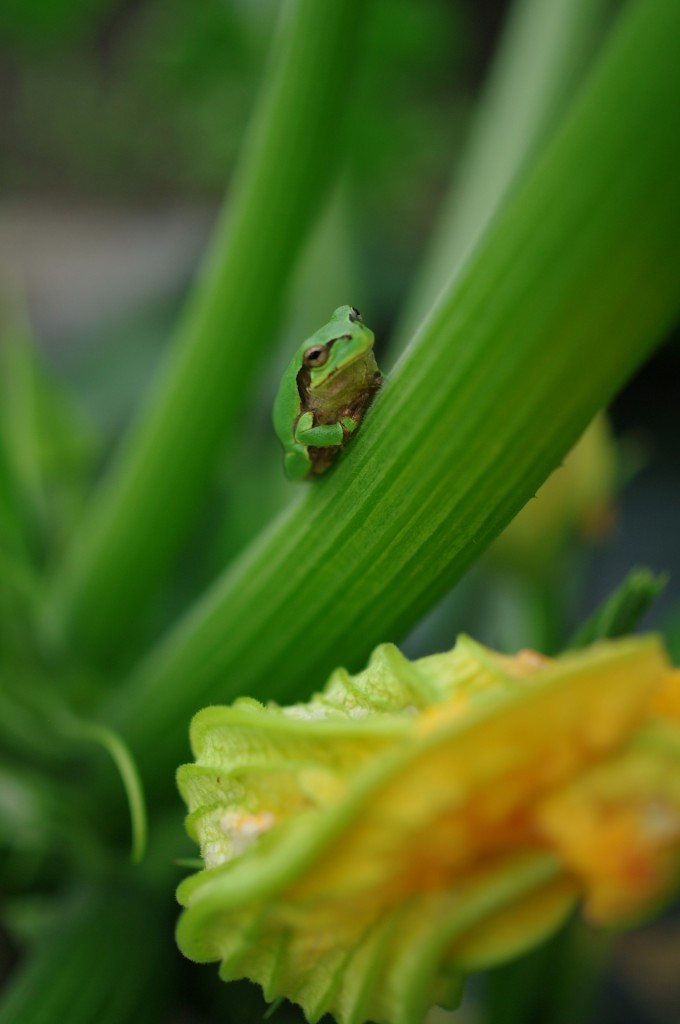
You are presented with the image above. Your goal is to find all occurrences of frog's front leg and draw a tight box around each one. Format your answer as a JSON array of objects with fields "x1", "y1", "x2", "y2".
[
  {"x1": 294, "y1": 411, "x2": 344, "y2": 447},
  {"x1": 284, "y1": 445, "x2": 313, "y2": 481}
]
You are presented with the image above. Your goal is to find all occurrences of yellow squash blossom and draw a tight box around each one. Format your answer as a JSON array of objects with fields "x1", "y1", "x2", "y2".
[{"x1": 176, "y1": 635, "x2": 680, "y2": 1024}]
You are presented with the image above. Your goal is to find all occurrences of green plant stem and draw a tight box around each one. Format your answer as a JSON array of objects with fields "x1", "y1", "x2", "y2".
[
  {"x1": 568, "y1": 567, "x2": 667, "y2": 648},
  {"x1": 51, "y1": 0, "x2": 369, "y2": 666},
  {"x1": 98, "y1": 0, "x2": 680, "y2": 796},
  {"x1": 394, "y1": 0, "x2": 614, "y2": 347}
]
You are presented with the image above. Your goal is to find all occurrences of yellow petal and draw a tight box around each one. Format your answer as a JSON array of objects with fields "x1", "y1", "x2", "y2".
[{"x1": 537, "y1": 724, "x2": 680, "y2": 922}]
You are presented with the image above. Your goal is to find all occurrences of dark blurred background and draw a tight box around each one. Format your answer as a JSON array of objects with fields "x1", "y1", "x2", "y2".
[{"x1": 1, "y1": 1, "x2": 678, "y2": 1021}]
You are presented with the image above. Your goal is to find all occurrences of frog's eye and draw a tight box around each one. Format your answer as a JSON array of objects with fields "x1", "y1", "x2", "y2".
[
  {"x1": 303, "y1": 344, "x2": 329, "y2": 367},
  {"x1": 349, "y1": 307, "x2": 362, "y2": 322}
]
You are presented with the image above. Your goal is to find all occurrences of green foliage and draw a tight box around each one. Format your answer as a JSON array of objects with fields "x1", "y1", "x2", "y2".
[
  {"x1": 1, "y1": 0, "x2": 679, "y2": 1021},
  {"x1": 0, "y1": 883, "x2": 170, "y2": 1023}
]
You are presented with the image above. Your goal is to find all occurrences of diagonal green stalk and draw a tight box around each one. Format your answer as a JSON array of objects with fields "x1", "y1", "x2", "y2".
[
  {"x1": 102, "y1": 0, "x2": 680, "y2": 794},
  {"x1": 394, "y1": 0, "x2": 615, "y2": 346},
  {"x1": 390, "y1": 0, "x2": 603, "y2": 672},
  {"x1": 52, "y1": 0, "x2": 369, "y2": 666}
]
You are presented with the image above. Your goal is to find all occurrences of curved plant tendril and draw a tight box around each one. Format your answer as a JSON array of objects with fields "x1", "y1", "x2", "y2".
[{"x1": 59, "y1": 713, "x2": 148, "y2": 864}]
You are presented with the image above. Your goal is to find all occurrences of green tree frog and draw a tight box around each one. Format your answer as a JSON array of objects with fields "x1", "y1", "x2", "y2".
[{"x1": 273, "y1": 306, "x2": 382, "y2": 480}]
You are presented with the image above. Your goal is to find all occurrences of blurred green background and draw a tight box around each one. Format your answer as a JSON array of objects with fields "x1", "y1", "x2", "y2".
[{"x1": 1, "y1": 0, "x2": 679, "y2": 1021}]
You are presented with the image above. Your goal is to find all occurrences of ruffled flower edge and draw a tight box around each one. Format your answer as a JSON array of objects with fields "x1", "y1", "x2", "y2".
[{"x1": 176, "y1": 635, "x2": 680, "y2": 1024}]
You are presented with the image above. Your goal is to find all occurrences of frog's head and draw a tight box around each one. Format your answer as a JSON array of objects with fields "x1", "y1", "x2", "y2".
[{"x1": 302, "y1": 306, "x2": 376, "y2": 391}]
